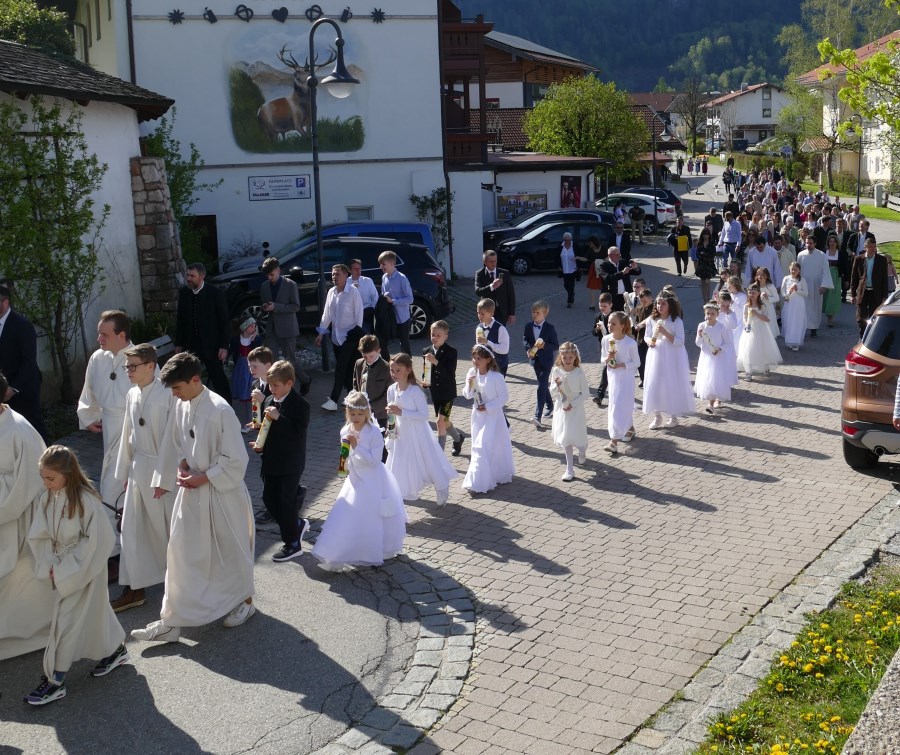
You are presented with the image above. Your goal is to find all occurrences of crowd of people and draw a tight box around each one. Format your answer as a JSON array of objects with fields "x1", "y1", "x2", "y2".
[{"x1": 0, "y1": 162, "x2": 895, "y2": 709}]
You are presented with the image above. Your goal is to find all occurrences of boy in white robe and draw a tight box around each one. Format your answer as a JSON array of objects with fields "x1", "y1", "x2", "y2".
[
  {"x1": 0, "y1": 370, "x2": 53, "y2": 661},
  {"x1": 76, "y1": 310, "x2": 134, "y2": 560},
  {"x1": 111, "y1": 343, "x2": 178, "y2": 612},
  {"x1": 131, "y1": 352, "x2": 256, "y2": 643},
  {"x1": 797, "y1": 237, "x2": 834, "y2": 338}
]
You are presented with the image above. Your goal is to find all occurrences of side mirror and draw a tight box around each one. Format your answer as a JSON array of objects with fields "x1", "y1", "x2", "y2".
[{"x1": 288, "y1": 266, "x2": 304, "y2": 278}]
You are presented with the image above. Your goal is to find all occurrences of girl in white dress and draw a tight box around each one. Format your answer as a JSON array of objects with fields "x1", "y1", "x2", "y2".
[
  {"x1": 716, "y1": 290, "x2": 740, "y2": 389},
  {"x1": 601, "y1": 314, "x2": 640, "y2": 454},
  {"x1": 694, "y1": 302, "x2": 731, "y2": 413},
  {"x1": 754, "y1": 266, "x2": 781, "y2": 340},
  {"x1": 385, "y1": 354, "x2": 458, "y2": 506},
  {"x1": 727, "y1": 276, "x2": 748, "y2": 354},
  {"x1": 549, "y1": 342, "x2": 589, "y2": 480},
  {"x1": 462, "y1": 345, "x2": 515, "y2": 494},
  {"x1": 25, "y1": 446, "x2": 128, "y2": 706},
  {"x1": 641, "y1": 294, "x2": 695, "y2": 429},
  {"x1": 313, "y1": 392, "x2": 407, "y2": 571},
  {"x1": 737, "y1": 284, "x2": 783, "y2": 379},
  {"x1": 780, "y1": 262, "x2": 808, "y2": 351}
]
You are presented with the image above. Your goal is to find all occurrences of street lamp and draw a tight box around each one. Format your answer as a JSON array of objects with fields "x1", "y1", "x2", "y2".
[
  {"x1": 651, "y1": 125, "x2": 672, "y2": 222},
  {"x1": 308, "y1": 17, "x2": 359, "y2": 370},
  {"x1": 849, "y1": 113, "x2": 863, "y2": 208}
]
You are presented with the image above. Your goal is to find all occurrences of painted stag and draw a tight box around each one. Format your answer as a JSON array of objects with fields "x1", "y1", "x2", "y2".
[{"x1": 257, "y1": 45, "x2": 337, "y2": 142}]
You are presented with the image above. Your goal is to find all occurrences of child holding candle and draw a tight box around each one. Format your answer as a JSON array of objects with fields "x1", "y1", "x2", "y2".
[
  {"x1": 462, "y1": 345, "x2": 514, "y2": 494},
  {"x1": 642, "y1": 294, "x2": 695, "y2": 429},
  {"x1": 475, "y1": 299, "x2": 510, "y2": 375},
  {"x1": 737, "y1": 284, "x2": 783, "y2": 380},
  {"x1": 601, "y1": 313, "x2": 639, "y2": 454},
  {"x1": 780, "y1": 262, "x2": 808, "y2": 352},
  {"x1": 716, "y1": 291, "x2": 740, "y2": 389},
  {"x1": 422, "y1": 321, "x2": 465, "y2": 456},
  {"x1": 523, "y1": 300, "x2": 559, "y2": 427},
  {"x1": 312, "y1": 391, "x2": 407, "y2": 571},
  {"x1": 385, "y1": 354, "x2": 458, "y2": 507},
  {"x1": 549, "y1": 342, "x2": 589, "y2": 479},
  {"x1": 228, "y1": 317, "x2": 262, "y2": 427},
  {"x1": 694, "y1": 302, "x2": 731, "y2": 413}
]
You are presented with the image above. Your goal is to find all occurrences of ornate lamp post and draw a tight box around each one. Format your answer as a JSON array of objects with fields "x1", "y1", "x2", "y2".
[
  {"x1": 308, "y1": 17, "x2": 359, "y2": 370},
  {"x1": 849, "y1": 113, "x2": 863, "y2": 208}
]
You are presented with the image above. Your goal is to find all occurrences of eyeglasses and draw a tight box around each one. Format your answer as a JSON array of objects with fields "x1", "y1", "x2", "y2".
[{"x1": 125, "y1": 362, "x2": 152, "y2": 372}]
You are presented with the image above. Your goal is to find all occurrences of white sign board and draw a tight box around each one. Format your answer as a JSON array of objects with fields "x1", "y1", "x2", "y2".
[{"x1": 248, "y1": 175, "x2": 311, "y2": 202}]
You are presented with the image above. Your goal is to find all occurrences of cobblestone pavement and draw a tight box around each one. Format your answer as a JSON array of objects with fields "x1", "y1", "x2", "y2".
[{"x1": 4, "y1": 171, "x2": 900, "y2": 753}]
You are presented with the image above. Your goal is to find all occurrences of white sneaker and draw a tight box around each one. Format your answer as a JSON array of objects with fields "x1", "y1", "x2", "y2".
[
  {"x1": 130, "y1": 620, "x2": 181, "y2": 643},
  {"x1": 530, "y1": 416, "x2": 541, "y2": 428},
  {"x1": 649, "y1": 414, "x2": 662, "y2": 430},
  {"x1": 321, "y1": 399, "x2": 339, "y2": 411},
  {"x1": 664, "y1": 416, "x2": 678, "y2": 428},
  {"x1": 223, "y1": 601, "x2": 256, "y2": 628},
  {"x1": 577, "y1": 447, "x2": 586, "y2": 465},
  {"x1": 436, "y1": 488, "x2": 449, "y2": 507},
  {"x1": 561, "y1": 470, "x2": 574, "y2": 481}
]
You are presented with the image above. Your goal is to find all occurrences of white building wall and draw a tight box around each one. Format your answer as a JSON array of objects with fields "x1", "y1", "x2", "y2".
[
  {"x1": 0, "y1": 94, "x2": 144, "y2": 372},
  {"x1": 468, "y1": 81, "x2": 523, "y2": 108},
  {"x1": 449, "y1": 170, "x2": 493, "y2": 272},
  {"x1": 131, "y1": 1, "x2": 445, "y2": 262}
]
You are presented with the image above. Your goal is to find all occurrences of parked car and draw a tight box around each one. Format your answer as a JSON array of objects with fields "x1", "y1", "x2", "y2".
[
  {"x1": 841, "y1": 290, "x2": 900, "y2": 469},
  {"x1": 495, "y1": 220, "x2": 614, "y2": 276},
  {"x1": 594, "y1": 193, "x2": 677, "y2": 235},
  {"x1": 211, "y1": 237, "x2": 452, "y2": 339},
  {"x1": 615, "y1": 186, "x2": 682, "y2": 215},
  {"x1": 221, "y1": 221, "x2": 436, "y2": 272},
  {"x1": 483, "y1": 208, "x2": 615, "y2": 250}
]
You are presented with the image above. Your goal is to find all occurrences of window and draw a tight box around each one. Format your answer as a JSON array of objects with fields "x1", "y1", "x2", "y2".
[
  {"x1": 762, "y1": 108, "x2": 772, "y2": 118},
  {"x1": 758, "y1": 130, "x2": 768, "y2": 140},
  {"x1": 733, "y1": 130, "x2": 745, "y2": 139},
  {"x1": 346, "y1": 206, "x2": 373, "y2": 221},
  {"x1": 762, "y1": 88, "x2": 772, "y2": 100}
]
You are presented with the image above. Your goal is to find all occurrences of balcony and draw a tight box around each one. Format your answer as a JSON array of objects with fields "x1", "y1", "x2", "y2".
[{"x1": 446, "y1": 130, "x2": 489, "y2": 165}]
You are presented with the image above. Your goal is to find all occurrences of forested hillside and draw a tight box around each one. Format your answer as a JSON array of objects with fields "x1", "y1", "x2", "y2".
[{"x1": 455, "y1": 0, "x2": 898, "y2": 92}]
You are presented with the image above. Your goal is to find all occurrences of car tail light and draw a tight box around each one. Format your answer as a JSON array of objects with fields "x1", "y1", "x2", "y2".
[
  {"x1": 663, "y1": 208, "x2": 675, "y2": 213},
  {"x1": 426, "y1": 270, "x2": 446, "y2": 286},
  {"x1": 844, "y1": 349, "x2": 883, "y2": 376},
  {"x1": 842, "y1": 424, "x2": 859, "y2": 436}
]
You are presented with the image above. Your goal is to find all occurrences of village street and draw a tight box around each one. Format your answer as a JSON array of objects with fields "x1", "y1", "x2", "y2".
[{"x1": 2, "y1": 168, "x2": 900, "y2": 754}]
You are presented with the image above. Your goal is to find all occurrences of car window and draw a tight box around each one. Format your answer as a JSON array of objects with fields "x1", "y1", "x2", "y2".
[
  {"x1": 863, "y1": 314, "x2": 900, "y2": 359},
  {"x1": 540, "y1": 226, "x2": 571, "y2": 244},
  {"x1": 291, "y1": 245, "x2": 345, "y2": 272}
]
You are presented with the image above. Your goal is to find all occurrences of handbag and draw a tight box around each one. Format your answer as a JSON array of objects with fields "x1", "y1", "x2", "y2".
[{"x1": 102, "y1": 490, "x2": 125, "y2": 533}]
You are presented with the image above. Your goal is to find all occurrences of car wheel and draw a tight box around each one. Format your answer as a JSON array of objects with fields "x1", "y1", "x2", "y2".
[
  {"x1": 511, "y1": 255, "x2": 531, "y2": 275},
  {"x1": 409, "y1": 299, "x2": 432, "y2": 339},
  {"x1": 842, "y1": 438, "x2": 878, "y2": 469},
  {"x1": 642, "y1": 217, "x2": 658, "y2": 235},
  {"x1": 236, "y1": 297, "x2": 268, "y2": 339}
]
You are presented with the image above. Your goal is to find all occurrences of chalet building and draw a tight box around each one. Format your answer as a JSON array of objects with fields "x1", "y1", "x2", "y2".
[{"x1": 705, "y1": 83, "x2": 789, "y2": 150}]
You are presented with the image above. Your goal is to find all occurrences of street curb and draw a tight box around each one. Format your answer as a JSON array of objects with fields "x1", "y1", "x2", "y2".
[
  {"x1": 311, "y1": 552, "x2": 475, "y2": 755},
  {"x1": 616, "y1": 488, "x2": 900, "y2": 755}
]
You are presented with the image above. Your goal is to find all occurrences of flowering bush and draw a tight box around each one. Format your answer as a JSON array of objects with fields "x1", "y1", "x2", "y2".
[{"x1": 695, "y1": 565, "x2": 900, "y2": 753}]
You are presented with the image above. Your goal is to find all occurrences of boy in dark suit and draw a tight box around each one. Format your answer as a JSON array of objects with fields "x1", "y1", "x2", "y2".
[
  {"x1": 249, "y1": 360, "x2": 310, "y2": 562},
  {"x1": 423, "y1": 320, "x2": 465, "y2": 456},
  {"x1": 592, "y1": 293, "x2": 614, "y2": 406},
  {"x1": 523, "y1": 300, "x2": 559, "y2": 427}
]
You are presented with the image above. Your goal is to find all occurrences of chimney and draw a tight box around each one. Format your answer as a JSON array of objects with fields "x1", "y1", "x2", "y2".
[{"x1": 740, "y1": 82, "x2": 748, "y2": 91}]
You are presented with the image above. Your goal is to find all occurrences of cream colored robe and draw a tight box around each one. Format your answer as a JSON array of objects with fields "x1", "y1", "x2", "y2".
[
  {"x1": 153, "y1": 388, "x2": 255, "y2": 627},
  {"x1": 28, "y1": 490, "x2": 124, "y2": 676},
  {"x1": 114, "y1": 379, "x2": 178, "y2": 590},
  {"x1": 0, "y1": 407, "x2": 53, "y2": 660},
  {"x1": 77, "y1": 345, "x2": 134, "y2": 550}
]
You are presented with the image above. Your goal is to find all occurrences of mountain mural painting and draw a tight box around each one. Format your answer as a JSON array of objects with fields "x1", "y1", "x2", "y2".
[{"x1": 229, "y1": 39, "x2": 364, "y2": 154}]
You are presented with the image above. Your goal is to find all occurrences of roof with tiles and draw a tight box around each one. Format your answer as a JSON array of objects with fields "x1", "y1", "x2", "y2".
[
  {"x1": 797, "y1": 29, "x2": 900, "y2": 86},
  {"x1": 705, "y1": 83, "x2": 782, "y2": 107},
  {"x1": 0, "y1": 40, "x2": 173, "y2": 122}
]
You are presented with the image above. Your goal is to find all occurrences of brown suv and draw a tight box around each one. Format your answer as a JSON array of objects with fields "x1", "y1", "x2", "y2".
[{"x1": 842, "y1": 291, "x2": 900, "y2": 468}]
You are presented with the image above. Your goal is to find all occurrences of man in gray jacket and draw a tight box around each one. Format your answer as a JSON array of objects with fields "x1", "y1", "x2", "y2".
[{"x1": 260, "y1": 257, "x2": 301, "y2": 360}]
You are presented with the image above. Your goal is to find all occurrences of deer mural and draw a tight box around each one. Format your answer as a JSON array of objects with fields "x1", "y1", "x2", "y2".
[{"x1": 257, "y1": 45, "x2": 338, "y2": 142}]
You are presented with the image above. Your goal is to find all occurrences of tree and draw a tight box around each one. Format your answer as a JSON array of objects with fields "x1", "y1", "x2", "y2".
[
  {"x1": 523, "y1": 77, "x2": 649, "y2": 183},
  {"x1": 0, "y1": 0, "x2": 74, "y2": 57},
  {"x1": 671, "y1": 77, "x2": 707, "y2": 156},
  {"x1": 777, "y1": 83, "x2": 824, "y2": 181},
  {"x1": 409, "y1": 188, "x2": 453, "y2": 270},
  {"x1": 142, "y1": 108, "x2": 222, "y2": 266},
  {"x1": 0, "y1": 97, "x2": 108, "y2": 403}
]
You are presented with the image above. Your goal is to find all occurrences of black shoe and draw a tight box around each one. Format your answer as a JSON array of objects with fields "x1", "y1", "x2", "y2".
[
  {"x1": 298, "y1": 517, "x2": 311, "y2": 542},
  {"x1": 452, "y1": 433, "x2": 465, "y2": 457},
  {"x1": 566, "y1": 303, "x2": 572, "y2": 308},
  {"x1": 593, "y1": 395, "x2": 604, "y2": 407},
  {"x1": 24, "y1": 676, "x2": 66, "y2": 706},
  {"x1": 295, "y1": 486, "x2": 307, "y2": 511},
  {"x1": 90, "y1": 644, "x2": 129, "y2": 677},
  {"x1": 810, "y1": 329, "x2": 817, "y2": 338},
  {"x1": 255, "y1": 509, "x2": 274, "y2": 525},
  {"x1": 273, "y1": 542, "x2": 303, "y2": 562}
]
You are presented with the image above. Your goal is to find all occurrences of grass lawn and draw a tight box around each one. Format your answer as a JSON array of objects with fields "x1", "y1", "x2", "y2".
[
  {"x1": 880, "y1": 241, "x2": 900, "y2": 267},
  {"x1": 694, "y1": 562, "x2": 900, "y2": 754}
]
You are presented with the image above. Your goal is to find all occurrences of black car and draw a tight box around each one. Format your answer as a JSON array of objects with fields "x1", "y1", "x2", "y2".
[
  {"x1": 615, "y1": 186, "x2": 682, "y2": 214},
  {"x1": 483, "y1": 208, "x2": 616, "y2": 250},
  {"x1": 211, "y1": 237, "x2": 453, "y2": 339},
  {"x1": 496, "y1": 220, "x2": 615, "y2": 275}
]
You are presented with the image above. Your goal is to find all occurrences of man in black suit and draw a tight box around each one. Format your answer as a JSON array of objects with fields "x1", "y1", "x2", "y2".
[
  {"x1": 0, "y1": 284, "x2": 48, "y2": 440},
  {"x1": 474, "y1": 251, "x2": 516, "y2": 326},
  {"x1": 611, "y1": 222, "x2": 632, "y2": 262},
  {"x1": 842, "y1": 219, "x2": 876, "y2": 260},
  {"x1": 174, "y1": 262, "x2": 232, "y2": 403},
  {"x1": 597, "y1": 246, "x2": 640, "y2": 312},
  {"x1": 850, "y1": 237, "x2": 889, "y2": 338}
]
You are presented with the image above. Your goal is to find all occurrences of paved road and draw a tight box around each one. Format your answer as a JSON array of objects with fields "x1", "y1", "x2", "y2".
[{"x1": 2, "y1": 168, "x2": 899, "y2": 754}]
